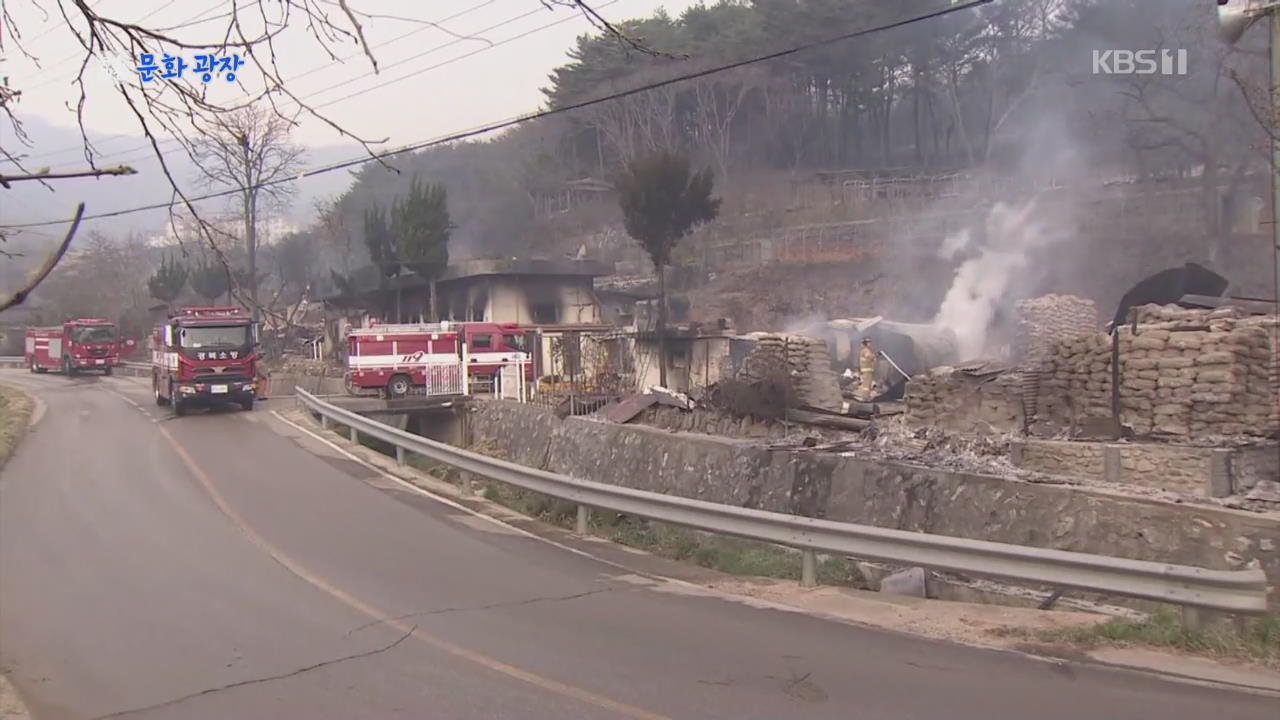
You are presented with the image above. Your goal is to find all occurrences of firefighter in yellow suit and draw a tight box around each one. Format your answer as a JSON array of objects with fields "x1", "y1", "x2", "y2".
[{"x1": 858, "y1": 336, "x2": 877, "y2": 400}]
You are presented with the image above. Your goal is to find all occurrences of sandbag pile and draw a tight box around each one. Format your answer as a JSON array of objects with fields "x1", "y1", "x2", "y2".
[
  {"x1": 1014, "y1": 294, "x2": 1098, "y2": 365},
  {"x1": 1037, "y1": 304, "x2": 1278, "y2": 438},
  {"x1": 738, "y1": 334, "x2": 842, "y2": 412},
  {"x1": 905, "y1": 367, "x2": 1025, "y2": 434}
]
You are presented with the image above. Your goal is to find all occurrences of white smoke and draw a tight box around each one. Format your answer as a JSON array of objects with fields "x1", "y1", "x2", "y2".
[
  {"x1": 932, "y1": 198, "x2": 1062, "y2": 360},
  {"x1": 780, "y1": 312, "x2": 829, "y2": 336},
  {"x1": 938, "y1": 230, "x2": 972, "y2": 261}
]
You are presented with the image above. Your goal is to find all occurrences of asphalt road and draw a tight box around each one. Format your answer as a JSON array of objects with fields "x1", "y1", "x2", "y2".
[{"x1": 0, "y1": 371, "x2": 1275, "y2": 720}]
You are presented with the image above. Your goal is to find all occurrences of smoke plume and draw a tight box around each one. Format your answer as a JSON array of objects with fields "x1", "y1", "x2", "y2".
[{"x1": 932, "y1": 199, "x2": 1063, "y2": 360}]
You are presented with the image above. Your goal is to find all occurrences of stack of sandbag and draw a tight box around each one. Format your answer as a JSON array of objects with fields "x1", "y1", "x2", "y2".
[
  {"x1": 739, "y1": 334, "x2": 789, "y2": 382},
  {"x1": 783, "y1": 335, "x2": 843, "y2": 412},
  {"x1": 1035, "y1": 304, "x2": 1278, "y2": 438},
  {"x1": 1014, "y1": 294, "x2": 1098, "y2": 365},
  {"x1": 737, "y1": 334, "x2": 842, "y2": 412}
]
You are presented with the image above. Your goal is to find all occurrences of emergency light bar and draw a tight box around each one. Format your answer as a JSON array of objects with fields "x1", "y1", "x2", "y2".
[
  {"x1": 173, "y1": 307, "x2": 246, "y2": 319},
  {"x1": 348, "y1": 322, "x2": 454, "y2": 335}
]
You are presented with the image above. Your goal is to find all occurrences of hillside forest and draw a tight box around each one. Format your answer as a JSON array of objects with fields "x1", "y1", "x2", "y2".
[{"x1": 17, "y1": 0, "x2": 1274, "y2": 341}]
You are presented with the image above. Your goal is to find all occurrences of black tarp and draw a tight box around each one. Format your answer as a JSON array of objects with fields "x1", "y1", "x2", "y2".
[{"x1": 1111, "y1": 262, "x2": 1229, "y2": 327}]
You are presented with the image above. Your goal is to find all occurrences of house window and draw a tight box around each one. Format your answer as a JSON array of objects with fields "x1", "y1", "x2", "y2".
[
  {"x1": 471, "y1": 334, "x2": 493, "y2": 350},
  {"x1": 532, "y1": 302, "x2": 559, "y2": 324}
]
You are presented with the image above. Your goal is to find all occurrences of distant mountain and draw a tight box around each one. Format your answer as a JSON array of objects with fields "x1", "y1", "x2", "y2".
[{"x1": 2, "y1": 117, "x2": 360, "y2": 239}]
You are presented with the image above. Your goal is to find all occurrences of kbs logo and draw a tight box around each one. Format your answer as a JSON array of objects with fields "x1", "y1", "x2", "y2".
[{"x1": 1092, "y1": 49, "x2": 1188, "y2": 76}]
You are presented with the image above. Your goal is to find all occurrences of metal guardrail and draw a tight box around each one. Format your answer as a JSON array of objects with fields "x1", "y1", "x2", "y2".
[
  {"x1": 0, "y1": 356, "x2": 151, "y2": 377},
  {"x1": 302, "y1": 388, "x2": 1269, "y2": 616}
]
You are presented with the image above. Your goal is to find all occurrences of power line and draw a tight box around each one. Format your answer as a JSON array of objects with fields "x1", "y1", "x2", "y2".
[
  {"x1": 2, "y1": 0, "x2": 993, "y2": 230},
  {"x1": 310, "y1": 5, "x2": 589, "y2": 112},
  {"x1": 15, "y1": 0, "x2": 106, "y2": 47},
  {"x1": 92, "y1": 2, "x2": 550, "y2": 166},
  {"x1": 91, "y1": 0, "x2": 594, "y2": 170},
  {"x1": 18, "y1": 0, "x2": 503, "y2": 163},
  {"x1": 21, "y1": 0, "x2": 251, "y2": 93}
]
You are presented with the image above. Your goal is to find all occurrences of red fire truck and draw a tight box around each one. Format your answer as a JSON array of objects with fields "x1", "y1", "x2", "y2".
[
  {"x1": 25, "y1": 318, "x2": 121, "y2": 375},
  {"x1": 345, "y1": 321, "x2": 535, "y2": 398},
  {"x1": 152, "y1": 306, "x2": 260, "y2": 416}
]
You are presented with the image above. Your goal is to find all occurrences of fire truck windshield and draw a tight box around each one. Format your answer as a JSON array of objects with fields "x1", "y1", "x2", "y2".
[
  {"x1": 72, "y1": 326, "x2": 116, "y2": 344},
  {"x1": 179, "y1": 325, "x2": 250, "y2": 349}
]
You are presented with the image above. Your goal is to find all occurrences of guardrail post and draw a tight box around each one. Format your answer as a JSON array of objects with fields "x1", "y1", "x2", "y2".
[
  {"x1": 575, "y1": 505, "x2": 590, "y2": 536},
  {"x1": 349, "y1": 426, "x2": 358, "y2": 444},
  {"x1": 320, "y1": 415, "x2": 330, "y2": 431},
  {"x1": 1182, "y1": 605, "x2": 1203, "y2": 632},
  {"x1": 395, "y1": 446, "x2": 405, "y2": 466},
  {"x1": 800, "y1": 550, "x2": 818, "y2": 588}
]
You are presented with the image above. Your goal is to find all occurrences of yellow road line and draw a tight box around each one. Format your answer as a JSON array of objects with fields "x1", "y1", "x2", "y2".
[{"x1": 156, "y1": 423, "x2": 669, "y2": 720}]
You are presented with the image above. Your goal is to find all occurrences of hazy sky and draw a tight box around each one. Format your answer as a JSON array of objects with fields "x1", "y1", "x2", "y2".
[{"x1": 5, "y1": 0, "x2": 700, "y2": 165}]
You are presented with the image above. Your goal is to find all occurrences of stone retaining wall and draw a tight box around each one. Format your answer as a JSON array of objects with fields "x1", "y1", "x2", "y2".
[
  {"x1": 635, "y1": 405, "x2": 790, "y2": 440},
  {"x1": 1016, "y1": 439, "x2": 1216, "y2": 497},
  {"x1": 264, "y1": 373, "x2": 346, "y2": 397},
  {"x1": 465, "y1": 399, "x2": 1280, "y2": 600},
  {"x1": 1236, "y1": 446, "x2": 1280, "y2": 493},
  {"x1": 466, "y1": 400, "x2": 560, "y2": 468}
]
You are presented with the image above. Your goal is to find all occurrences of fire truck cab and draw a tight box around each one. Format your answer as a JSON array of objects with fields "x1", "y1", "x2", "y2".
[
  {"x1": 25, "y1": 318, "x2": 121, "y2": 375},
  {"x1": 152, "y1": 307, "x2": 260, "y2": 416}
]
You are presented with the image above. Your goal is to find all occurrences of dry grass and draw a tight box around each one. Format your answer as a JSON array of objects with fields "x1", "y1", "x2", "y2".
[
  {"x1": 1024, "y1": 610, "x2": 1280, "y2": 666},
  {"x1": 0, "y1": 384, "x2": 33, "y2": 470}
]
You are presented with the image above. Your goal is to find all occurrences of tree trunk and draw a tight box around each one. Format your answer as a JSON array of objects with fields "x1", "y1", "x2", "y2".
[
  {"x1": 242, "y1": 135, "x2": 260, "y2": 323},
  {"x1": 881, "y1": 95, "x2": 893, "y2": 168},
  {"x1": 926, "y1": 92, "x2": 941, "y2": 167},
  {"x1": 913, "y1": 84, "x2": 923, "y2": 166},
  {"x1": 1199, "y1": 158, "x2": 1223, "y2": 264},
  {"x1": 657, "y1": 262, "x2": 668, "y2": 388},
  {"x1": 881, "y1": 62, "x2": 895, "y2": 168},
  {"x1": 852, "y1": 110, "x2": 863, "y2": 166},
  {"x1": 948, "y1": 71, "x2": 976, "y2": 168}
]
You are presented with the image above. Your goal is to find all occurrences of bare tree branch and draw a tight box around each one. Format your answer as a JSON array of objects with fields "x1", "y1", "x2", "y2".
[
  {"x1": 0, "y1": 164, "x2": 135, "y2": 188},
  {"x1": 0, "y1": 203, "x2": 85, "y2": 313}
]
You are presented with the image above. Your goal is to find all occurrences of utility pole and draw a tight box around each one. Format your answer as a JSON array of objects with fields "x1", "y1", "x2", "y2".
[
  {"x1": 1218, "y1": 1, "x2": 1280, "y2": 465},
  {"x1": 1218, "y1": 0, "x2": 1280, "y2": 332},
  {"x1": 1272, "y1": 12, "x2": 1279, "y2": 317}
]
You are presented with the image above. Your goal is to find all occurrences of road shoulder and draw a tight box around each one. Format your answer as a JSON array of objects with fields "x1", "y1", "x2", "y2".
[
  {"x1": 268, "y1": 405, "x2": 1280, "y2": 697},
  {"x1": 0, "y1": 383, "x2": 35, "y2": 718},
  {"x1": 0, "y1": 383, "x2": 33, "y2": 471}
]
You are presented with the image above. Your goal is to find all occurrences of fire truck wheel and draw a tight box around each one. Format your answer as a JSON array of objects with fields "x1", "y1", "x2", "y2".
[
  {"x1": 103, "y1": 366, "x2": 113, "y2": 376},
  {"x1": 154, "y1": 377, "x2": 170, "y2": 406},
  {"x1": 63, "y1": 358, "x2": 75, "y2": 376},
  {"x1": 387, "y1": 374, "x2": 411, "y2": 398}
]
